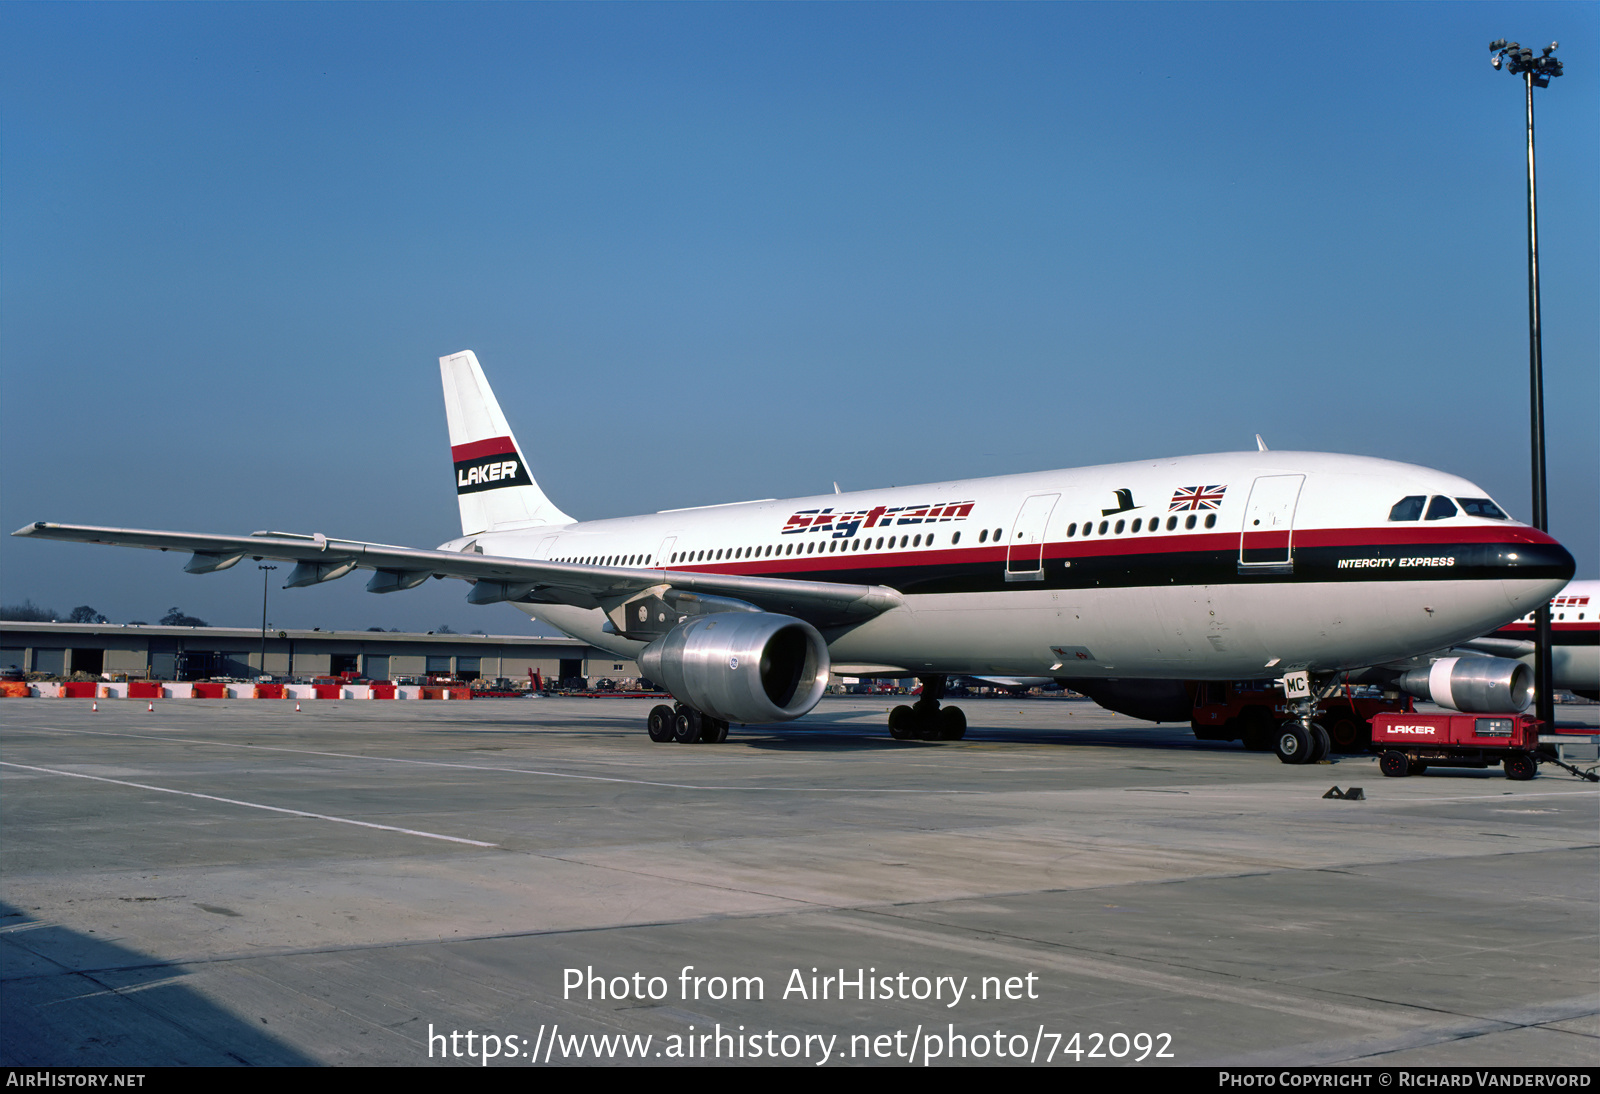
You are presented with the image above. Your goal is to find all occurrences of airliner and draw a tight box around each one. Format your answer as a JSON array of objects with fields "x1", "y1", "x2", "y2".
[
  {"x1": 13, "y1": 351, "x2": 1575, "y2": 761},
  {"x1": 1459, "y1": 579, "x2": 1599, "y2": 701}
]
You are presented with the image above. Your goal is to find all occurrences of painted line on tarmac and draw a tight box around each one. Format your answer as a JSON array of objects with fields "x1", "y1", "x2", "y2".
[
  {"x1": 0, "y1": 761, "x2": 498, "y2": 847},
  {"x1": 15, "y1": 725, "x2": 956, "y2": 793}
]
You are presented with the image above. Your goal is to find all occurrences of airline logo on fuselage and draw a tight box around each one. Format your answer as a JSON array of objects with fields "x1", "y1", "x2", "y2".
[
  {"x1": 782, "y1": 501, "x2": 975, "y2": 539},
  {"x1": 1388, "y1": 725, "x2": 1437, "y2": 735}
]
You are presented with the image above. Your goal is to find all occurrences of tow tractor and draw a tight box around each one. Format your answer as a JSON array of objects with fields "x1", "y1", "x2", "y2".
[{"x1": 1370, "y1": 712, "x2": 1600, "y2": 782}]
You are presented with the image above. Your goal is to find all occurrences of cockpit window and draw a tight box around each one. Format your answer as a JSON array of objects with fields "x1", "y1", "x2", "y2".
[
  {"x1": 1456, "y1": 497, "x2": 1508, "y2": 520},
  {"x1": 1388, "y1": 496, "x2": 1425, "y2": 521},
  {"x1": 1425, "y1": 495, "x2": 1458, "y2": 521}
]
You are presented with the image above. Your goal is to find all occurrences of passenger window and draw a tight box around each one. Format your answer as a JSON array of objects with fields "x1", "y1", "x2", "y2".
[
  {"x1": 1388, "y1": 496, "x2": 1425, "y2": 521},
  {"x1": 1131, "y1": 518, "x2": 1141, "y2": 533},
  {"x1": 1204, "y1": 513, "x2": 1216, "y2": 529},
  {"x1": 1425, "y1": 496, "x2": 1458, "y2": 521},
  {"x1": 1166, "y1": 516, "x2": 1177, "y2": 531},
  {"x1": 1067, "y1": 523, "x2": 1077, "y2": 537},
  {"x1": 1097, "y1": 521, "x2": 1108, "y2": 535},
  {"x1": 979, "y1": 529, "x2": 988, "y2": 543},
  {"x1": 1456, "y1": 497, "x2": 1508, "y2": 520},
  {"x1": 913, "y1": 535, "x2": 922, "y2": 547},
  {"x1": 994, "y1": 528, "x2": 1002, "y2": 540},
  {"x1": 1185, "y1": 515, "x2": 1196, "y2": 530},
  {"x1": 952, "y1": 532, "x2": 960, "y2": 545},
  {"x1": 1114, "y1": 519, "x2": 1125, "y2": 534},
  {"x1": 901, "y1": 535, "x2": 910, "y2": 548}
]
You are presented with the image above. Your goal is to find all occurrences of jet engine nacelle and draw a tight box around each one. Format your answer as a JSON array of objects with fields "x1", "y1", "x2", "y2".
[
  {"x1": 1398, "y1": 656, "x2": 1533, "y2": 713},
  {"x1": 639, "y1": 612, "x2": 830, "y2": 725}
]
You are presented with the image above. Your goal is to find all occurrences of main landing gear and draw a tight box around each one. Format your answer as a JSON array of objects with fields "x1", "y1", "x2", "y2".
[
  {"x1": 647, "y1": 703, "x2": 729, "y2": 744},
  {"x1": 888, "y1": 675, "x2": 967, "y2": 742}
]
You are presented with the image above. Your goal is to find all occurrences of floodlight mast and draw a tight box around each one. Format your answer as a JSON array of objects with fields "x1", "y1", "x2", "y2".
[{"x1": 1488, "y1": 39, "x2": 1563, "y2": 727}]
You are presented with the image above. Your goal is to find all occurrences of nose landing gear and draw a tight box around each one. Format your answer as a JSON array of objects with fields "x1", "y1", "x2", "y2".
[
  {"x1": 1275, "y1": 672, "x2": 1333, "y2": 765},
  {"x1": 888, "y1": 676, "x2": 967, "y2": 741}
]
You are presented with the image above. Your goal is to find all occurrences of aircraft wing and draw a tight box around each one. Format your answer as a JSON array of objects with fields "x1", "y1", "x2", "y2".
[{"x1": 11, "y1": 522, "x2": 903, "y2": 632}]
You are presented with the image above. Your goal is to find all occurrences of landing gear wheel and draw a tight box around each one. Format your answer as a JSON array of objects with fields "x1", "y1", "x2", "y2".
[
  {"x1": 1275, "y1": 725, "x2": 1312, "y2": 764},
  {"x1": 1307, "y1": 724, "x2": 1331, "y2": 763},
  {"x1": 1380, "y1": 750, "x2": 1410, "y2": 778},
  {"x1": 1407, "y1": 758, "x2": 1429, "y2": 776},
  {"x1": 888, "y1": 705, "x2": 916, "y2": 740},
  {"x1": 913, "y1": 705, "x2": 942, "y2": 740},
  {"x1": 647, "y1": 704, "x2": 676, "y2": 743},
  {"x1": 936, "y1": 705, "x2": 967, "y2": 741},
  {"x1": 1503, "y1": 751, "x2": 1536, "y2": 781},
  {"x1": 672, "y1": 709, "x2": 703, "y2": 744},
  {"x1": 701, "y1": 718, "x2": 729, "y2": 744},
  {"x1": 1326, "y1": 716, "x2": 1366, "y2": 753}
]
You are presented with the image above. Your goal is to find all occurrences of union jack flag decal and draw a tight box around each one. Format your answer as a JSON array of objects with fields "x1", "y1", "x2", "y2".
[{"x1": 1169, "y1": 485, "x2": 1227, "y2": 511}]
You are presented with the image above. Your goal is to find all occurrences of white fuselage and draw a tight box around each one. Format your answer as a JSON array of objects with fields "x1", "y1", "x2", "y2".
[{"x1": 443, "y1": 450, "x2": 1574, "y2": 681}]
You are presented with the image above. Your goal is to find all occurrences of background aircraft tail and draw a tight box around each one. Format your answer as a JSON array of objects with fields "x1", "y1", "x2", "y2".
[{"x1": 440, "y1": 351, "x2": 574, "y2": 535}]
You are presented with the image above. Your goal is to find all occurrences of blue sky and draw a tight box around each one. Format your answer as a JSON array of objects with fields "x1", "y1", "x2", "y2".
[{"x1": 3, "y1": 2, "x2": 1595, "y2": 635}]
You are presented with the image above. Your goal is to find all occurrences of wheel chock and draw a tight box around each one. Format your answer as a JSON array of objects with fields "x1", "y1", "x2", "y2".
[{"x1": 1322, "y1": 786, "x2": 1364, "y2": 800}]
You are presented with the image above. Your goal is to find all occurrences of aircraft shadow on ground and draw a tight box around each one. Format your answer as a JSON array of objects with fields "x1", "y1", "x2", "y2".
[{"x1": 0, "y1": 901, "x2": 316, "y2": 1067}]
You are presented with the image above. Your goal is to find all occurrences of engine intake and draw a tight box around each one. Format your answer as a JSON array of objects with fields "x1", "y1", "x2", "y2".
[
  {"x1": 1398, "y1": 656, "x2": 1533, "y2": 713},
  {"x1": 639, "y1": 612, "x2": 830, "y2": 725}
]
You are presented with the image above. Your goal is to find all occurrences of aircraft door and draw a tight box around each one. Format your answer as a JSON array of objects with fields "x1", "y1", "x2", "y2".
[
  {"x1": 656, "y1": 536, "x2": 676, "y2": 568},
  {"x1": 1238, "y1": 475, "x2": 1304, "y2": 573},
  {"x1": 1006, "y1": 493, "x2": 1060, "y2": 581}
]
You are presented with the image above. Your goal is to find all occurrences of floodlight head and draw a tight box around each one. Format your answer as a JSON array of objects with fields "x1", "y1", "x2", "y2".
[
  {"x1": 1491, "y1": 55, "x2": 1502, "y2": 70},
  {"x1": 1489, "y1": 39, "x2": 1505, "y2": 51}
]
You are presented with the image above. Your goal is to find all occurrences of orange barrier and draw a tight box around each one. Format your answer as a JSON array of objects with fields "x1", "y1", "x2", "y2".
[{"x1": 0, "y1": 682, "x2": 28, "y2": 698}]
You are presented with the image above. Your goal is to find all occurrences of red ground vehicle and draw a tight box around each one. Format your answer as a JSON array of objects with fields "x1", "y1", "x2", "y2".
[
  {"x1": 1190, "y1": 680, "x2": 1411, "y2": 753},
  {"x1": 1370, "y1": 711, "x2": 1540, "y2": 780}
]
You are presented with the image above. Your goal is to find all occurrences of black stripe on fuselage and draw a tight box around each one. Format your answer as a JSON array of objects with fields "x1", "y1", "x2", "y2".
[{"x1": 664, "y1": 539, "x2": 1574, "y2": 596}]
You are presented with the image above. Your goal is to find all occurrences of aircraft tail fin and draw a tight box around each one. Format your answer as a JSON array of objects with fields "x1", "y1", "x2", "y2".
[{"x1": 440, "y1": 351, "x2": 574, "y2": 535}]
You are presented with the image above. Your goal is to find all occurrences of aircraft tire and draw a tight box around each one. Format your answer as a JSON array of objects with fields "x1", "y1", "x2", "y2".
[
  {"x1": 647, "y1": 704, "x2": 676, "y2": 743},
  {"x1": 936, "y1": 705, "x2": 967, "y2": 741},
  {"x1": 1275, "y1": 725, "x2": 1312, "y2": 764},
  {"x1": 1503, "y1": 751, "x2": 1536, "y2": 781},
  {"x1": 701, "y1": 718, "x2": 729, "y2": 744},
  {"x1": 1308, "y1": 724, "x2": 1331, "y2": 763},
  {"x1": 673, "y1": 710, "x2": 703, "y2": 744},
  {"x1": 1380, "y1": 750, "x2": 1410, "y2": 778},
  {"x1": 888, "y1": 705, "x2": 916, "y2": 740}
]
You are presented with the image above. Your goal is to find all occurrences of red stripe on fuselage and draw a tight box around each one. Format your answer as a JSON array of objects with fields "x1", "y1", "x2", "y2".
[
  {"x1": 648, "y1": 524, "x2": 1559, "y2": 579},
  {"x1": 451, "y1": 436, "x2": 519, "y2": 462}
]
